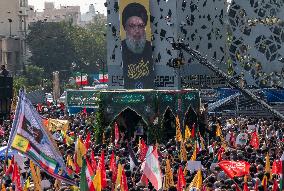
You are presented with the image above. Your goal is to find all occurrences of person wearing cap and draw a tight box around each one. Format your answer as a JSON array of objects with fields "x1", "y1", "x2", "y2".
[{"x1": 121, "y1": 2, "x2": 154, "y2": 89}]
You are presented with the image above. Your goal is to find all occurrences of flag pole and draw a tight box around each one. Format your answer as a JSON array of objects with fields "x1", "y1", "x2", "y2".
[{"x1": 1, "y1": 89, "x2": 22, "y2": 188}]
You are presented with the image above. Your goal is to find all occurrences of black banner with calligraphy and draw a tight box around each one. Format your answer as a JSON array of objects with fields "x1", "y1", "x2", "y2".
[{"x1": 120, "y1": 0, "x2": 154, "y2": 89}]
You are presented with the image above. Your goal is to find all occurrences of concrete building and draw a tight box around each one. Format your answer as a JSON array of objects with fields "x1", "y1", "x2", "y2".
[
  {"x1": 28, "y1": 2, "x2": 81, "y2": 25},
  {"x1": 0, "y1": 0, "x2": 28, "y2": 75}
]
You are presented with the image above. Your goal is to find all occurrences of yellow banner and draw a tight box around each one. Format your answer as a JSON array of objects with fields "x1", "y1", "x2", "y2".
[{"x1": 48, "y1": 119, "x2": 69, "y2": 131}]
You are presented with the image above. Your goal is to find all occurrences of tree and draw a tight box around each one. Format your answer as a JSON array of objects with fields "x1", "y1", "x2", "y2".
[
  {"x1": 66, "y1": 21, "x2": 107, "y2": 74},
  {"x1": 26, "y1": 21, "x2": 76, "y2": 78},
  {"x1": 25, "y1": 65, "x2": 44, "y2": 87}
]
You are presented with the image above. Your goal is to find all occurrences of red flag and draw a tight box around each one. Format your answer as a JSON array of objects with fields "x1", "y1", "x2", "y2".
[
  {"x1": 235, "y1": 184, "x2": 241, "y2": 191},
  {"x1": 112, "y1": 163, "x2": 117, "y2": 183},
  {"x1": 0, "y1": 127, "x2": 4, "y2": 136},
  {"x1": 83, "y1": 107, "x2": 87, "y2": 114},
  {"x1": 272, "y1": 160, "x2": 282, "y2": 175},
  {"x1": 5, "y1": 156, "x2": 14, "y2": 175},
  {"x1": 98, "y1": 150, "x2": 107, "y2": 188},
  {"x1": 109, "y1": 151, "x2": 116, "y2": 172},
  {"x1": 230, "y1": 132, "x2": 236, "y2": 147},
  {"x1": 250, "y1": 131, "x2": 259, "y2": 149},
  {"x1": 243, "y1": 183, "x2": 249, "y2": 191},
  {"x1": 121, "y1": 168, "x2": 129, "y2": 191},
  {"x1": 12, "y1": 162, "x2": 22, "y2": 191},
  {"x1": 90, "y1": 151, "x2": 97, "y2": 171},
  {"x1": 73, "y1": 153, "x2": 81, "y2": 173},
  {"x1": 272, "y1": 179, "x2": 279, "y2": 191},
  {"x1": 218, "y1": 160, "x2": 250, "y2": 179},
  {"x1": 114, "y1": 122, "x2": 120, "y2": 147},
  {"x1": 140, "y1": 174, "x2": 148, "y2": 186},
  {"x1": 139, "y1": 139, "x2": 148, "y2": 162},
  {"x1": 84, "y1": 132, "x2": 91, "y2": 150},
  {"x1": 176, "y1": 166, "x2": 186, "y2": 191},
  {"x1": 191, "y1": 123, "x2": 195, "y2": 138}
]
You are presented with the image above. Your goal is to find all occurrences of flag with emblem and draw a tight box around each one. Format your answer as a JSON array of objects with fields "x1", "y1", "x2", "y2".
[
  {"x1": 141, "y1": 146, "x2": 162, "y2": 190},
  {"x1": 163, "y1": 159, "x2": 174, "y2": 190},
  {"x1": 184, "y1": 125, "x2": 191, "y2": 140},
  {"x1": 188, "y1": 169, "x2": 202, "y2": 189},
  {"x1": 180, "y1": 141, "x2": 187, "y2": 162},
  {"x1": 175, "y1": 116, "x2": 182, "y2": 142},
  {"x1": 265, "y1": 153, "x2": 270, "y2": 174},
  {"x1": 7, "y1": 91, "x2": 76, "y2": 185},
  {"x1": 190, "y1": 141, "x2": 198, "y2": 161}
]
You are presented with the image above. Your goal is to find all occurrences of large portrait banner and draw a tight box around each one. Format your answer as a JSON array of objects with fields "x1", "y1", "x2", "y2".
[{"x1": 119, "y1": 0, "x2": 154, "y2": 89}]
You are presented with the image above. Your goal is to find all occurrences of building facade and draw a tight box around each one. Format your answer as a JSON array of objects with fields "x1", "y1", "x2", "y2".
[
  {"x1": 28, "y1": 2, "x2": 81, "y2": 25},
  {"x1": 0, "y1": 0, "x2": 28, "y2": 75}
]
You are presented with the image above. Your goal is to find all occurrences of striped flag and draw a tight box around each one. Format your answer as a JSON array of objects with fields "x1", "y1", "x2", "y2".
[
  {"x1": 7, "y1": 91, "x2": 76, "y2": 185},
  {"x1": 141, "y1": 146, "x2": 162, "y2": 190}
]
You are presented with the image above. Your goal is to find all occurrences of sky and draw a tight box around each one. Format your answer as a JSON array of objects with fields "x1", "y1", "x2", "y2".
[{"x1": 28, "y1": 0, "x2": 107, "y2": 14}]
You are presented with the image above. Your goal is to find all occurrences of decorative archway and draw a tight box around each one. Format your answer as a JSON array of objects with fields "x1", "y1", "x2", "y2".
[
  {"x1": 160, "y1": 106, "x2": 176, "y2": 142},
  {"x1": 110, "y1": 107, "x2": 148, "y2": 142}
]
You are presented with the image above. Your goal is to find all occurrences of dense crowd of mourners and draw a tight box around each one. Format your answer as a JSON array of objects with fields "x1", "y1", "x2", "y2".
[{"x1": 0, "y1": 102, "x2": 283, "y2": 191}]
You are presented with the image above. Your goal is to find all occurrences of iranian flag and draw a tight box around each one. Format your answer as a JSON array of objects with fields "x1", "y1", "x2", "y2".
[
  {"x1": 99, "y1": 73, "x2": 108, "y2": 83},
  {"x1": 76, "y1": 73, "x2": 88, "y2": 85},
  {"x1": 80, "y1": 158, "x2": 95, "y2": 191},
  {"x1": 141, "y1": 146, "x2": 162, "y2": 190}
]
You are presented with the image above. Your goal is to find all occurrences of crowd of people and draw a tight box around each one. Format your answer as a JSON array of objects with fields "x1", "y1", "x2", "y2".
[{"x1": 0, "y1": 102, "x2": 283, "y2": 191}]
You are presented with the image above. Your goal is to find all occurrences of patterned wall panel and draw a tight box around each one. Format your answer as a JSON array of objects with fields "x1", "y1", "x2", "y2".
[
  {"x1": 228, "y1": 0, "x2": 284, "y2": 87},
  {"x1": 176, "y1": 0, "x2": 227, "y2": 88}
]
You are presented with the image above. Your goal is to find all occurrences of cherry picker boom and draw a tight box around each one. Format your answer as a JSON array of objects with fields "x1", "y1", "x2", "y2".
[{"x1": 170, "y1": 41, "x2": 284, "y2": 120}]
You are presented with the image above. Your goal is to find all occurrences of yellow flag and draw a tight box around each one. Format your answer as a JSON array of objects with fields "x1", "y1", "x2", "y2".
[
  {"x1": 11, "y1": 134, "x2": 30, "y2": 153},
  {"x1": 23, "y1": 177, "x2": 30, "y2": 191},
  {"x1": 115, "y1": 163, "x2": 123, "y2": 191},
  {"x1": 184, "y1": 125, "x2": 191, "y2": 140},
  {"x1": 93, "y1": 169, "x2": 102, "y2": 191},
  {"x1": 69, "y1": 186, "x2": 80, "y2": 191},
  {"x1": 163, "y1": 159, "x2": 174, "y2": 190},
  {"x1": 30, "y1": 160, "x2": 41, "y2": 191},
  {"x1": 1, "y1": 184, "x2": 6, "y2": 191},
  {"x1": 180, "y1": 141, "x2": 187, "y2": 162},
  {"x1": 262, "y1": 175, "x2": 267, "y2": 188},
  {"x1": 216, "y1": 124, "x2": 222, "y2": 137},
  {"x1": 265, "y1": 153, "x2": 270, "y2": 173},
  {"x1": 200, "y1": 136, "x2": 205, "y2": 150},
  {"x1": 188, "y1": 170, "x2": 202, "y2": 189},
  {"x1": 190, "y1": 141, "x2": 197, "y2": 161},
  {"x1": 196, "y1": 170, "x2": 203, "y2": 189},
  {"x1": 175, "y1": 116, "x2": 182, "y2": 142},
  {"x1": 75, "y1": 138, "x2": 87, "y2": 167},
  {"x1": 67, "y1": 155, "x2": 75, "y2": 170}
]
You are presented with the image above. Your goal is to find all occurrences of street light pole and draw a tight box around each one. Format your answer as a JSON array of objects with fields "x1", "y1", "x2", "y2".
[{"x1": 8, "y1": 19, "x2": 12, "y2": 37}]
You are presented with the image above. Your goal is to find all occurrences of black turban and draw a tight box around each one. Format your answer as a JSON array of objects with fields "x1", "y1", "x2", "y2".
[{"x1": 122, "y1": 3, "x2": 148, "y2": 29}]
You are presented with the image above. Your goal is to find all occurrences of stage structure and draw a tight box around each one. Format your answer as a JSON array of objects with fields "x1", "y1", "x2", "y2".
[
  {"x1": 106, "y1": 0, "x2": 284, "y2": 89},
  {"x1": 66, "y1": 89, "x2": 200, "y2": 142}
]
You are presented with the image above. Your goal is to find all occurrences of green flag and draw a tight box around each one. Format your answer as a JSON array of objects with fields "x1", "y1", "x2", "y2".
[{"x1": 80, "y1": 158, "x2": 88, "y2": 191}]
